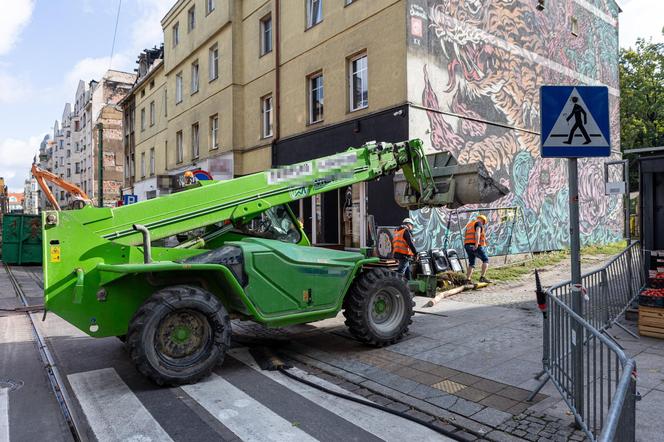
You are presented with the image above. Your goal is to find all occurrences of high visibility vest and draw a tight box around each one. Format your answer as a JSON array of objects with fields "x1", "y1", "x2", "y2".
[
  {"x1": 464, "y1": 220, "x2": 487, "y2": 246},
  {"x1": 392, "y1": 228, "x2": 414, "y2": 256}
]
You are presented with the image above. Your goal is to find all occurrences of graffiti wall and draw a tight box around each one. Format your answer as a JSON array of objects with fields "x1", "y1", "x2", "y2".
[{"x1": 406, "y1": 0, "x2": 623, "y2": 253}]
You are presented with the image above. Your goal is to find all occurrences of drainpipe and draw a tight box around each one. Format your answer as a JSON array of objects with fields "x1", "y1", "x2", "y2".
[
  {"x1": 271, "y1": 0, "x2": 281, "y2": 166},
  {"x1": 97, "y1": 123, "x2": 103, "y2": 207}
]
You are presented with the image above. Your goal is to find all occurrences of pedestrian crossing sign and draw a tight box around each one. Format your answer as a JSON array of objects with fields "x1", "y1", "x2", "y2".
[{"x1": 540, "y1": 86, "x2": 611, "y2": 158}]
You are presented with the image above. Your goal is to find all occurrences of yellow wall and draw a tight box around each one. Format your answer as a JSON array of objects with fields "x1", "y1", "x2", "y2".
[{"x1": 133, "y1": 63, "x2": 168, "y2": 178}]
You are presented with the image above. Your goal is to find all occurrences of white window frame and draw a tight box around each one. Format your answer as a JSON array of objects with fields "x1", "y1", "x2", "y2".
[
  {"x1": 176, "y1": 130, "x2": 184, "y2": 163},
  {"x1": 191, "y1": 60, "x2": 199, "y2": 93},
  {"x1": 209, "y1": 44, "x2": 219, "y2": 81},
  {"x1": 187, "y1": 6, "x2": 196, "y2": 32},
  {"x1": 140, "y1": 107, "x2": 146, "y2": 131},
  {"x1": 349, "y1": 53, "x2": 368, "y2": 111},
  {"x1": 210, "y1": 114, "x2": 219, "y2": 149},
  {"x1": 206, "y1": 0, "x2": 215, "y2": 15},
  {"x1": 149, "y1": 147, "x2": 155, "y2": 176},
  {"x1": 172, "y1": 22, "x2": 179, "y2": 47},
  {"x1": 149, "y1": 101, "x2": 155, "y2": 126},
  {"x1": 260, "y1": 14, "x2": 273, "y2": 56},
  {"x1": 140, "y1": 152, "x2": 146, "y2": 178},
  {"x1": 192, "y1": 123, "x2": 200, "y2": 159},
  {"x1": 175, "y1": 72, "x2": 183, "y2": 103},
  {"x1": 308, "y1": 73, "x2": 324, "y2": 124},
  {"x1": 261, "y1": 95, "x2": 273, "y2": 138},
  {"x1": 306, "y1": 0, "x2": 323, "y2": 28}
]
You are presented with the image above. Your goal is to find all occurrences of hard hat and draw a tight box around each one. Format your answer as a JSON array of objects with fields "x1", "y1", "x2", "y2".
[
  {"x1": 403, "y1": 218, "x2": 414, "y2": 225},
  {"x1": 477, "y1": 215, "x2": 488, "y2": 223},
  {"x1": 184, "y1": 170, "x2": 194, "y2": 178}
]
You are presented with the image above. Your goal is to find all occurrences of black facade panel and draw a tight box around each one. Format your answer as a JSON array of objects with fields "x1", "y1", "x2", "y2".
[{"x1": 273, "y1": 105, "x2": 410, "y2": 227}]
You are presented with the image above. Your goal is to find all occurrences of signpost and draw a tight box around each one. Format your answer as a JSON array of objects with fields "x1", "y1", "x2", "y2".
[{"x1": 540, "y1": 85, "x2": 611, "y2": 423}]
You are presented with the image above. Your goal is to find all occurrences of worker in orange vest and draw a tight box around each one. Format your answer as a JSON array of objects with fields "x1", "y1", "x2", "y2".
[
  {"x1": 393, "y1": 218, "x2": 418, "y2": 279},
  {"x1": 464, "y1": 214, "x2": 491, "y2": 284}
]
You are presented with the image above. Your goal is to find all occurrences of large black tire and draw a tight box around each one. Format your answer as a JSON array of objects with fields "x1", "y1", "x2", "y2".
[
  {"x1": 126, "y1": 285, "x2": 231, "y2": 386},
  {"x1": 343, "y1": 268, "x2": 414, "y2": 346}
]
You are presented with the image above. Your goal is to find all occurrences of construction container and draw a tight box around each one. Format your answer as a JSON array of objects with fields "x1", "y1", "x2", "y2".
[{"x1": 1, "y1": 214, "x2": 42, "y2": 265}]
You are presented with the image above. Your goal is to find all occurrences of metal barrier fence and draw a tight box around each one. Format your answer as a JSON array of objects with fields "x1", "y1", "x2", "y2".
[{"x1": 530, "y1": 242, "x2": 642, "y2": 441}]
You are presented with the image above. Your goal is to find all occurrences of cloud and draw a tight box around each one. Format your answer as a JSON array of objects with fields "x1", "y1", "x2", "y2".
[
  {"x1": 0, "y1": 0, "x2": 34, "y2": 55},
  {"x1": 0, "y1": 134, "x2": 44, "y2": 192},
  {"x1": 0, "y1": 71, "x2": 30, "y2": 103},
  {"x1": 130, "y1": 0, "x2": 172, "y2": 52},
  {"x1": 619, "y1": 0, "x2": 664, "y2": 48},
  {"x1": 64, "y1": 53, "x2": 132, "y2": 92}
]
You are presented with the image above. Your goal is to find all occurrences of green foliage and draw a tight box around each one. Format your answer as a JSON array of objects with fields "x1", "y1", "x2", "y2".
[{"x1": 620, "y1": 34, "x2": 664, "y2": 186}]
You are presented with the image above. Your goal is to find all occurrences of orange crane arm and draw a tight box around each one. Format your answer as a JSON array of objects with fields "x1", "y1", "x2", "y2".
[{"x1": 31, "y1": 164, "x2": 91, "y2": 211}]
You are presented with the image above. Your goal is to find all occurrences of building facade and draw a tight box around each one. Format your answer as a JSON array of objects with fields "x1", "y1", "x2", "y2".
[
  {"x1": 122, "y1": 0, "x2": 622, "y2": 252},
  {"x1": 40, "y1": 70, "x2": 135, "y2": 209}
]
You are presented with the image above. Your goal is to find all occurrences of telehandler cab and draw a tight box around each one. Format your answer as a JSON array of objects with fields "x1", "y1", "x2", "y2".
[{"x1": 42, "y1": 139, "x2": 507, "y2": 385}]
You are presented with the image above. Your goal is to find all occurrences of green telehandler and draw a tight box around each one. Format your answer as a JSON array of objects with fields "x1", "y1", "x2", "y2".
[{"x1": 41, "y1": 139, "x2": 507, "y2": 385}]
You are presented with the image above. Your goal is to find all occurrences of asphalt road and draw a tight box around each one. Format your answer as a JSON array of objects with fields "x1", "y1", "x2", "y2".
[{"x1": 0, "y1": 265, "x2": 452, "y2": 442}]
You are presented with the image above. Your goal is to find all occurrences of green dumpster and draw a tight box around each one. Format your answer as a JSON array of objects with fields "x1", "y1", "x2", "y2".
[{"x1": 1, "y1": 214, "x2": 43, "y2": 265}]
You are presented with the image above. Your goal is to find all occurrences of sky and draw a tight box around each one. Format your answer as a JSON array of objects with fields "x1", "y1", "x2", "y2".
[{"x1": 0, "y1": 0, "x2": 662, "y2": 192}]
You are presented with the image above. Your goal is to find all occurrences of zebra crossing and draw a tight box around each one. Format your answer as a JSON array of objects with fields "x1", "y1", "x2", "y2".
[{"x1": 61, "y1": 349, "x2": 449, "y2": 442}]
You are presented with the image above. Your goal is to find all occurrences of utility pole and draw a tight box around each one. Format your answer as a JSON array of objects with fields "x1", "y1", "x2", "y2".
[{"x1": 97, "y1": 123, "x2": 104, "y2": 208}]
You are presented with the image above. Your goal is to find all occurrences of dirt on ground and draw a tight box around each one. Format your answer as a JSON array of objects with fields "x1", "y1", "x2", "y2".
[{"x1": 447, "y1": 254, "x2": 613, "y2": 311}]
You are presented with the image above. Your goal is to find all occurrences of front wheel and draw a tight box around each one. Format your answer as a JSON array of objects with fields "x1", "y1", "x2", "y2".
[
  {"x1": 126, "y1": 285, "x2": 231, "y2": 386},
  {"x1": 343, "y1": 268, "x2": 413, "y2": 346}
]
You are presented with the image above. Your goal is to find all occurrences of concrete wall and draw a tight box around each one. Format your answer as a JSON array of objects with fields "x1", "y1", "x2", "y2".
[{"x1": 405, "y1": 0, "x2": 623, "y2": 253}]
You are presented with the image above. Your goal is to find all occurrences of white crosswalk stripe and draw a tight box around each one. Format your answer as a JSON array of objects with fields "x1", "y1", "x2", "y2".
[
  {"x1": 0, "y1": 388, "x2": 9, "y2": 442},
  {"x1": 67, "y1": 368, "x2": 173, "y2": 442},
  {"x1": 229, "y1": 348, "x2": 449, "y2": 442},
  {"x1": 180, "y1": 372, "x2": 319, "y2": 442}
]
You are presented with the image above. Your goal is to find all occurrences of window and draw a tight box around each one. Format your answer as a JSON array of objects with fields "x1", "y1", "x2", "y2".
[
  {"x1": 67, "y1": 168, "x2": 71, "y2": 178},
  {"x1": 306, "y1": 0, "x2": 323, "y2": 28},
  {"x1": 149, "y1": 79, "x2": 155, "y2": 89},
  {"x1": 141, "y1": 89, "x2": 145, "y2": 98},
  {"x1": 130, "y1": 154, "x2": 135, "y2": 178},
  {"x1": 209, "y1": 44, "x2": 219, "y2": 81},
  {"x1": 191, "y1": 60, "x2": 199, "y2": 93},
  {"x1": 261, "y1": 95, "x2": 273, "y2": 138},
  {"x1": 149, "y1": 101, "x2": 155, "y2": 126},
  {"x1": 140, "y1": 108, "x2": 146, "y2": 131},
  {"x1": 176, "y1": 72, "x2": 183, "y2": 103},
  {"x1": 75, "y1": 162, "x2": 80, "y2": 174},
  {"x1": 164, "y1": 89, "x2": 168, "y2": 116},
  {"x1": 172, "y1": 22, "x2": 180, "y2": 47},
  {"x1": 206, "y1": 0, "x2": 215, "y2": 14},
  {"x1": 187, "y1": 6, "x2": 196, "y2": 32},
  {"x1": 260, "y1": 15, "x2": 272, "y2": 55},
  {"x1": 149, "y1": 148, "x2": 155, "y2": 175},
  {"x1": 309, "y1": 73, "x2": 324, "y2": 123},
  {"x1": 210, "y1": 114, "x2": 219, "y2": 149},
  {"x1": 349, "y1": 53, "x2": 368, "y2": 111},
  {"x1": 125, "y1": 156, "x2": 130, "y2": 179},
  {"x1": 192, "y1": 123, "x2": 200, "y2": 158},
  {"x1": 141, "y1": 152, "x2": 146, "y2": 178},
  {"x1": 176, "y1": 131, "x2": 184, "y2": 163}
]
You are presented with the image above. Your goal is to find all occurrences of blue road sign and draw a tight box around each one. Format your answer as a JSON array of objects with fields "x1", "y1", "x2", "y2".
[
  {"x1": 123, "y1": 194, "x2": 138, "y2": 205},
  {"x1": 540, "y1": 86, "x2": 610, "y2": 158}
]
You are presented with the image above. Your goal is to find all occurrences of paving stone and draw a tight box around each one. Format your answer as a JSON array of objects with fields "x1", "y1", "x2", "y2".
[
  {"x1": 427, "y1": 394, "x2": 458, "y2": 409},
  {"x1": 524, "y1": 432, "x2": 539, "y2": 441},
  {"x1": 432, "y1": 379, "x2": 467, "y2": 394},
  {"x1": 409, "y1": 383, "x2": 449, "y2": 400},
  {"x1": 384, "y1": 401, "x2": 410, "y2": 413},
  {"x1": 355, "y1": 388, "x2": 373, "y2": 397},
  {"x1": 393, "y1": 366, "x2": 444, "y2": 385},
  {"x1": 485, "y1": 430, "x2": 527, "y2": 442},
  {"x1": 480, "y1": 394, "x2": 520, "y2": 412},
  {"x1": 449, "y1": 372, "x2": 485, "y2": 386},
  {"x1": 512, "y1": 429, "x2": 527, "y2": 437},
  {"x1": 506, "y1": 402, "x2": 530, "y2": 415},
  {"x1": 430, "y1": 420, "x2": 458, "y2": 434},
  {"x1": 405, "y1": 409, "x2": 436, "y2": 423},
  {"x1": 471, "y1": 407, "x2": 513, "y2": 427},
  {"x1": 450, "y1": 397, "x2": 485, "y2": 417},
  {"x1": 497, "y1": 386, "x2": 533, "y2": 402},
  {"x1": 337, "y1": 381, "x2": 361, "y2": 392},
  {"x1": 457, "y1": 386, "x2": 492, "y2": 402},
  {"x1": 366, "y1": 394, "x2": 392, "y2": 406},
  {"x1": 452, "y1": 430, "x2": 478, "y2": 441},
  {"x1": 474, "y1": 378, "x2": 510, "y2": 394}
]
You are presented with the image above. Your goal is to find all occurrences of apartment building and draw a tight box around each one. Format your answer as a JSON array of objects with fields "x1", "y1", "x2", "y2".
[
  {"x1": 122, "y1": 0, "x2": 622, "y2": 252},
  {"x1": 41, "y1": 70, "x2": 135, "y2": 209}
]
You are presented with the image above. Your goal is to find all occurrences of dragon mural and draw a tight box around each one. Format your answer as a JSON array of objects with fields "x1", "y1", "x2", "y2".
[{"x1": 406, "y1": 0, "x2": 623, "y2": 253}]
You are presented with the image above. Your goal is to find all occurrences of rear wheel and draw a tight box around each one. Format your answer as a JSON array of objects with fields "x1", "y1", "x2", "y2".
[
  {"x1": 343, "y1": 268, "x2": 413, "y2": 346},
  {"x1": 126, "y1": 285, "x2": 231, "y2": 386}
]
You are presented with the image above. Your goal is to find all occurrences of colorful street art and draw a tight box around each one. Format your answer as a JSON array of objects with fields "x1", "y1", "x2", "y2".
[{"x1": 406, "y1": 0, "x2": 623, "y2": 253}]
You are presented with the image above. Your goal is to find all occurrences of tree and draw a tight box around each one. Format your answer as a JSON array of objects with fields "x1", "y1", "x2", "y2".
[{"x1": 620, "y1": 33, "x2": 664, "y2": 186}]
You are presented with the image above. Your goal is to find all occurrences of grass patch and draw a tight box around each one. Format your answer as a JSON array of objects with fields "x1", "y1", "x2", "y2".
[{"x1": 484, "y1": 241, "x2": 627, "y2": 283}]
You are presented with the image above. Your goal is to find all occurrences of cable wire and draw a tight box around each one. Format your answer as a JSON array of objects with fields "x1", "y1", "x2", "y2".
[
  {"x1": 277, "y1": 367, "x2": 470, "y2": 442},
  {"x1": 109, "y1": 0, "x2": 122, "y2": 70}
]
